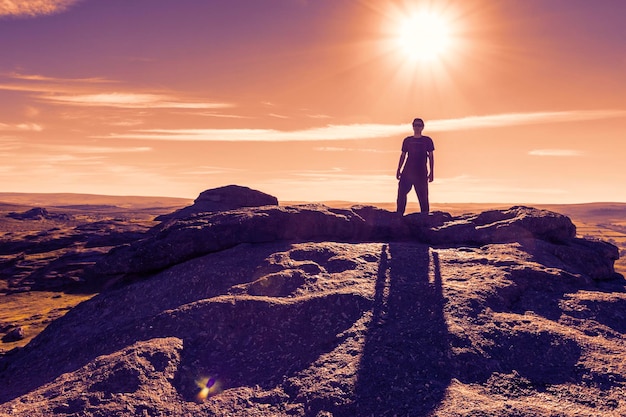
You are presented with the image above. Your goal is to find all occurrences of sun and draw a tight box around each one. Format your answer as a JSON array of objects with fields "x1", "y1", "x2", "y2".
[{"x1": 394, "y1": 11, "x2": 453, "y2": 62}]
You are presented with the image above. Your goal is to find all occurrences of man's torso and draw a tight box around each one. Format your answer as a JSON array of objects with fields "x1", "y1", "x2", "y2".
[{"x1": 401, "y1": 135, "x2": 434, "y2": 177}]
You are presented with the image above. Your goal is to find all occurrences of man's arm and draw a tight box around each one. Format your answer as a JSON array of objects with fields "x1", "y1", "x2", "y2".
[
  {"x1": 428, "y1": 150, "x2": 434, "y2": 182},
  {"x1": 396, "y1": 151, "x2": 407, "y2": 180}
]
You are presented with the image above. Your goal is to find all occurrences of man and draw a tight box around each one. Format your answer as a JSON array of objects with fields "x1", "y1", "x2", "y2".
[{"x1": 396, "y1": 118, "x2": 435, "y2": 215}]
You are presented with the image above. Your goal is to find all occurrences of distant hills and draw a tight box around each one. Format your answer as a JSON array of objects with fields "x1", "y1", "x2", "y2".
[{"x1": 0, "y1": 192, "x2": 193, "y2": 210}]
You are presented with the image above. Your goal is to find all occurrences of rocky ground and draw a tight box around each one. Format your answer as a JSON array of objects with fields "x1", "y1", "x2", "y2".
[
  {"x1": 0, "y1": 194, "x2": 191, "y2": 293},
  {"x1": 0, "y1": 195, "x2": 190, "y2": 351},
  {"x1": 0, "y1": 186, "x2": 624, "y2": 416}
]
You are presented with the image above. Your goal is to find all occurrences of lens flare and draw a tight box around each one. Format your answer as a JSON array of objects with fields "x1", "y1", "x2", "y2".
[{"x1": 195, "y1": 376, "x2": 222, "y2": 402}]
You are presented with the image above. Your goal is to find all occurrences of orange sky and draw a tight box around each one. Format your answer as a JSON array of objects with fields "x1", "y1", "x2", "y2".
[{"x1": 1, "y1": 0, "x2": 625, "y2": 203}]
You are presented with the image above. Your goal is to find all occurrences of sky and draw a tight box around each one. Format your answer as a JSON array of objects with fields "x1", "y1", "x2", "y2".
[{"x1": 0, "y1": 0, "x2": 625, "y2": 204}]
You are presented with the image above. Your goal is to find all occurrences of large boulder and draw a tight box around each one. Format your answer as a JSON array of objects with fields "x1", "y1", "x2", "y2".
[
  {"x1": 155, "y1": 185, "x2": 279, "y2": 222},
  {"x1": 427, "y1": 206, "x2": 576, "y2": 245}
]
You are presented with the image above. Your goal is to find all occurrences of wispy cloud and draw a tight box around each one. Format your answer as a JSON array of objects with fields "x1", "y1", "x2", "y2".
[
  {"x1": 315, "y1": 146, "x2": 395, "y2": 154},
  {"x1": 0, "y1": 122, "x2": 43, "y2": 131},
  {"x1": 7, "y1": 73, "x2": 112, "y2": 84},
  {"x1": 528, "y1": 149, "x2": 583, "y2": 157},
  {"x1": 428, "y1": 110, "x2": 626, "y2": 131},
  {"x1": 24, "y1": 106, "x2": 40, "y2": 118},
  {"x1": 33, "y1": 144, "x2": 152, "y2": 154},
  {"x1": 0, "y1": 138, "x2": 21, "y2": 151},
  {"x1": 40, "y1": 92, "x2": 233, "y2": 109},
  {"x1": 306, "y1": 114, "x2": 333, "y2": 119},
  {"x1": 268, "y1": 113, "x2": 289, "y2": 119},
  {"x1": 0, "y1": 73, "x2": 234, "y2": 110},
  {"x1": 0, "y1": 0, "x2": 81, "y2": 18},
  {"x1": 101, "y1": 124, "x2": 405, "y2": 142},
  {"x1": 102, "y1": 109, "x2": 626, "y2": 142},
  {"x1": 23, "y1": 153, "x2": 106, "y2": 165},
  {"x1": 0, "y1": 144, "x2": 152, "y2": 172},
  {"x1": 0, "y1": 74, "x2": 117, "y2": 97},
  {"x1": 177, "y1": 166, "x2": 244, "y2": 176},
  {"x1": 292, "y1": 168, "x2": 348, "y2": 176},
  {"x1": 181, "y1": 112, "x2": 251, "y2": 119}
]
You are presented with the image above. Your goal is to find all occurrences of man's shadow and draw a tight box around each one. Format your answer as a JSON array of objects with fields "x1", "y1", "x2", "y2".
[{"x1": 349, "y1": 242, "x2": 451, "y2": 416}]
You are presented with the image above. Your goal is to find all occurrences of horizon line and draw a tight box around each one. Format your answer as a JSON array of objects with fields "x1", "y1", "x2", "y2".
[{"x1": 1, "y1": 190, "x2": 625, "y2": 207}]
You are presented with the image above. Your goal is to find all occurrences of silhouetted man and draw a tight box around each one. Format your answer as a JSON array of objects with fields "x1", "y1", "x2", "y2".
[{"x1": 396, "y1": 118, "x2": 435, "y2": 215}]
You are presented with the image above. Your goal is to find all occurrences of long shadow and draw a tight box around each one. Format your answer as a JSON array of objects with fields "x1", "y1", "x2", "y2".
[{"x1": 348, "y1": 242, "x2": 451, "y2": 416}]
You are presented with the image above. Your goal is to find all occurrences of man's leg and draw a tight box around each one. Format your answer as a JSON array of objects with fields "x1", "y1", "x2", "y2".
[
  {"x1": 414, "y1": 178, "x2": 429, "y2": 213},
  {"x1": 396, "y1": 176, "x2": 412, "y2": 215}
]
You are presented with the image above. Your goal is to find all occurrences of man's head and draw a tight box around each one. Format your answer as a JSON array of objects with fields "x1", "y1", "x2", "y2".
[{"x1": 412, "y1": 118, "x2": 424, "y2": 133}]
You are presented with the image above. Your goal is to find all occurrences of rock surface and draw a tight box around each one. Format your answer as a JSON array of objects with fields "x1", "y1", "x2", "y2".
[
  {"x1": 1, "y1": 326, "x2": 24, "y2": 342},
  {"x1": 0, "y1": 186, "x2": 624, "y2": 417}
]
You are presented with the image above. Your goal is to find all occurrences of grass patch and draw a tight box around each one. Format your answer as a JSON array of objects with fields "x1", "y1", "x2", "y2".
[{"x1": 0, "y1": 291, "x2": 94, "y2": 352}]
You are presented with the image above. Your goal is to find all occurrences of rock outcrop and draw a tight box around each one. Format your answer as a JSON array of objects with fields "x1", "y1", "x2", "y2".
[
  {"x1": 94, "y1": 201, "x2": 616, "y2": 284},
  {"x1": 1, "y1": 326, "x2": 24, "y2": 342},
  {"x1": 0, "y1": 186, "x2": 623, "y2": 417},
  {"x1": 7, "y1": 207, "x2": 69, "y2": 221},
  {"x1": 155, "y1": 184, "x2": 278, "y2": 222}
]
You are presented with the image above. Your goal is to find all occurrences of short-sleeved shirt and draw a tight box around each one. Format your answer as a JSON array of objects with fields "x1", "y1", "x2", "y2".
[{"x1": 400, "y1": 135, "x2": 435, "y2": 179}]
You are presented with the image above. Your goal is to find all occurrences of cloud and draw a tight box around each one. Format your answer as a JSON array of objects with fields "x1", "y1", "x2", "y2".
[
  {"x1": 0, "y1": 144, "x2": 151, "y2": 173},
  {"x1": 427, "y1": 110, "x2": 626, "y2": 131},
  {"x1": 528, "y1": 149, "x2": 583, "y2": 157},
  {"x1": 7, "y1": 73, "x2": 112, "y2": 83},
  {"x1": 23, "y1": 153, "x2": 106, "y2": 165},
  {"x1": 182, "y1": 112, "x2": 251, "y2": 119},
  {"x1": 0, "y1": 74, "x2": 116, "y2": 97},
  {"x1": 0, "y1": 0, "x2": 81, "y2": 18},
  {"x1": 315, "y1": 146, "x2": 395, "y2": 154},
  {"x1": 0, "y1": 122, "x2": 43, "y2": 131},
  {"x1": 292, "y1": 168, "x2": 347, "y2": 176},
  {"x1": 24, "y1": 106, "x2": 40, "y2": 118},
  {"x1": 101, "y1": 109, "x2": 626, "y2": 142},
  {"x1": 102, "y1": 124, "x2": 405, "y2": 142},
  {"x1": 0, "y1": 138, "x2": 21, "y2": 151},
  {"x1": 0, "y1": 73, "x2": 233, "y2": 110},
  {"x1": 177, "y1": 166, "x2": 243, "y2": 176},
  {"x1": 268, "y1": 113, "x2": 289, "y2": 119},
  {"x1": 33, "y1": 144, "x2": 152, "y2": 154},
  {"x1": 40, "y1": 92, "x2": 234, "y2": 109}
]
